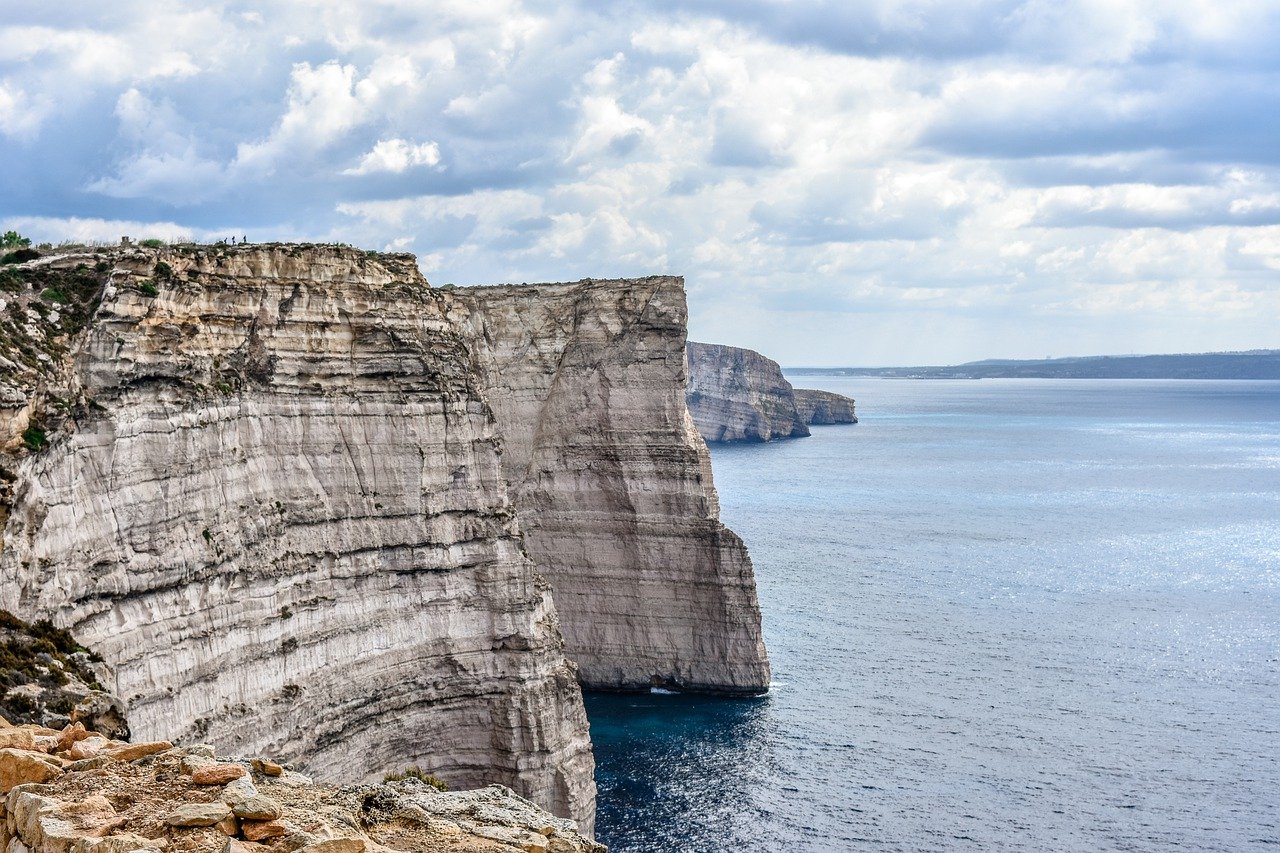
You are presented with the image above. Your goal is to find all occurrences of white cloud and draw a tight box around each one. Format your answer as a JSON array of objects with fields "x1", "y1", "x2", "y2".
[
  {"x1": 343, "y1": 139, "x2": 441, "y2": 175},
  {"x1": 2, "y1": 1, "x2": 1278, "y2": 364}
]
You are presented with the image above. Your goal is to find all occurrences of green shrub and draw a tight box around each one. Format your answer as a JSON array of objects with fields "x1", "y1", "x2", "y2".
[
  {"x1": 139, "y1": 238, "x2": 166, "y2": 248},
  {"x1": 40, "y1": 287, "x2": 67, "y2": 304},
  {"x1": 22, "y1": 426, "x2": 46, "y2": 450},
  {"x1": 1, "y1": 248, "x2": 39, "y2": 265},
  {"x1": 1, "y1": 231, "x2": 31, "y2": 249},
  {"x1": 154, "y1": 261, "x2": 173, "y2": 280},
  {"x1": 139, "y1": 281, "x2": 159, "y2": 297}
]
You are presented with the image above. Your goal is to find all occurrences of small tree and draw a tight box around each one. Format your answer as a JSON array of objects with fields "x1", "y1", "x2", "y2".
[{"x1": 1, "y1": 231, "x2": 31, "y2": 250}]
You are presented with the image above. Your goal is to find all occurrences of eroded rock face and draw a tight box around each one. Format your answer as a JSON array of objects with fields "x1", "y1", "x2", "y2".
[
  {"x1": 793, "y1": 388, "x2": 857, "y2": 425},
  {"x1": 450, "y1": 282, "x2": 771, "y2": 695},
  {"x1": 685, "y1": 341, "x2": 809, "y2": 443},
  {"x1": 0, "y1": 247, "x2": 594, "y2": 830}
]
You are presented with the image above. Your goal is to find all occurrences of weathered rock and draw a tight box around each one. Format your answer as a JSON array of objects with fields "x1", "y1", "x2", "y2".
[
  {"x1": 69, "y1": 694, "x2": 129, "y2": 742},
  {"x1": 214, "y1": 812, "x2": 239, "y2": 836},
  {"x1": 66, "y1": 738, "x2": 108, "y2": 761},
  {"x1": 223, "y1": 841, "x2": 271, "y2": 853},
  {"x1": 54, "y1": 723, "x2": 89, "y2": 753},
  {"x1": 298, "y1": 841, "x2": 365, "y2": 853},
  {"x1": 240, "y1": 820, "x2": 288, "y2": 842},
  {"x1": 103, "y1": 742, "x2": 170, "y2": 762},
  {"x1": 452, "y1": 282, "x2": 771, "y2": 695},
  {"x1": 0, "y1": 729, "x2": 36, "y2": 751},
  {"x1": 165, "y1": 801, "x2": 232, "y2": 827},
  {"x1": 230, "y1": 795, "x2": 281, "y2": 820},
  {"x1": 793, "y1": 388, "x2": 857, "y2": 425},
  {"x1": 250, "y1": 758, "x2": 282, "y2": 777},
  {"x1": 190, "y1": 763, "x2": 246, "y2": 785},
  {"x1": 686, "y1": 341, "x2": 809, "y2": 443},
  {"x1": 0, "y1": 748, "x2": 62, "y2": 792},
  {"x1": 0, "y1": 247, "x2": 594, "y2": 829}
]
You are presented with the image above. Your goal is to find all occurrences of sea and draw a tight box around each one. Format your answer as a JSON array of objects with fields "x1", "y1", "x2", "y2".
[{"x1": 586, "y1": 378, "x2": 1280, "y2": 852}]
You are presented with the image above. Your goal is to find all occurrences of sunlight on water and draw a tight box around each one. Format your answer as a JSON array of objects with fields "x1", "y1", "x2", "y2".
[{"x1": 588, "y1": 379, "x2": 1280, "y2": 852}]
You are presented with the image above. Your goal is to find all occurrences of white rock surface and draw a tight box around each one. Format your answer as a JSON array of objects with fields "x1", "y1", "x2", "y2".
[
  {"x1": 685, "y1": 341, "x2": 810, "y2": 443},
  {"x1": 449, "y1": 280, "x2": 770, "y2": 694},
  {"x1": 0, "y1": 247, "x2": 594, "y2": 830}
]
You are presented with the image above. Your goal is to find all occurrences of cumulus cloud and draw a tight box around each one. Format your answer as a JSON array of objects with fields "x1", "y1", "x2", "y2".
[
  {"x1": 1, "y1": 0, "x2": 1278, "y2": 363},
  {"x1": 344, "y1": 139, "x2": 442, "y2": 175}
]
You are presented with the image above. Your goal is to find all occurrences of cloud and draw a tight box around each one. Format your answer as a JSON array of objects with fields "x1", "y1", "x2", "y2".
[
  {"x1": 1, "y1": 1, "x2": 1278, "y2": 364},
  {"x1": 343, "y1": 139, "x2": 442, "y2": 175}
]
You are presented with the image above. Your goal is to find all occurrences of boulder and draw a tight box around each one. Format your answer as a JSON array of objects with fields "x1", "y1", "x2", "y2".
[
  {"x1": 0, "y1": 748, "x2": 63, "y2": 792},
  {"x1": 165, "y1": 802, "x2": 232, "y2": 827}
]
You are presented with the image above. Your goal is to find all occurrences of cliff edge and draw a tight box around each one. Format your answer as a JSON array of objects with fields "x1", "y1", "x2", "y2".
[
  {"x1": 685, "y1": 342, "x2": 809, "y2": 443},
  {"x1": 448, "y1": 280, "x2": 770, "y2": 695},
  {"x1": 793, "y1": 388, "x2": 857, "y2": 425},
  {"x1": 0, "y1": 245, "x2": 775, "y2": 834},
  {"x1": 685, "y1": 342, "x2": 857, "y2": 442},
  {"x1": 0, "y1": 246, "x2": 595, "y2": 830}
]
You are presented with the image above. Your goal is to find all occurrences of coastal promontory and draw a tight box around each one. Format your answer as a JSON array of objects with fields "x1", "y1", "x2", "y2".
[{"x1": 0, "y1": 243, "x2": 772, "y2": 834}]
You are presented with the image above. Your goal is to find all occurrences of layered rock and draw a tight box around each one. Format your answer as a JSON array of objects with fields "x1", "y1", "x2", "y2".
[
  {"x1": 0, "y1": 716, "x2": 602, "y2": 852},
  {"x1": 685, "y1": 342, "x2": 809, "y2": 443},
  {"x1": 447, "y1": 281, "x2": 770, "y2": 695},
  {"x1": 793, "y1": 388, "x2": 857, "y2": 425},
  {"x1": 0, "y1": 247, "x2": 594, "y2": 830},
  {"x1": 685, "y1": 342, "x2": 859, "y2": 441}
]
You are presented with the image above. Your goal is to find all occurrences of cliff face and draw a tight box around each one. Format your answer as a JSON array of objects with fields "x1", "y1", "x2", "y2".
[
  {"x1": 0, "y1": 247, "x2": 594, "y2": 831},
  {"x1": 793, "y1": 388, "x2": 857, "y2": 425},
  {"x1": 447, "y1": 281, "x2": 770, "y2": 695},
  {"x1": 685, "y1": 342, "x2": 809, "y2": 443}
]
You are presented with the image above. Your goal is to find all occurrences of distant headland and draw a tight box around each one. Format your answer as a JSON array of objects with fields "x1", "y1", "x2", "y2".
[{"x1": 787, "y1": 350, "x2": 1280, "y2": 380}]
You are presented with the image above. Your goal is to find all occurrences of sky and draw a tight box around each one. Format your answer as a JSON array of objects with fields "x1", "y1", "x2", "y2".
[{"x1": 2, "y1": 1, "x2": 1278, "y2": 366}]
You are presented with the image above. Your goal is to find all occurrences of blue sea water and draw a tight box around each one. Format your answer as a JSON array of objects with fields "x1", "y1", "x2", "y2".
[{"x1": 587, "y1": 379, "x2": 1280, "y2": 852}]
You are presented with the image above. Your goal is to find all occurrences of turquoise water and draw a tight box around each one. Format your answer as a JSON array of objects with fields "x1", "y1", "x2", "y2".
[{"x1": 587, "y1": 379, "x2": 1280, "y2": 851}]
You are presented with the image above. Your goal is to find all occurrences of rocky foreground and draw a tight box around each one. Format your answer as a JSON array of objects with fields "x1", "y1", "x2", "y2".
[{"x1": 0, "y1": 716, "x2": 602, "y2": 853}]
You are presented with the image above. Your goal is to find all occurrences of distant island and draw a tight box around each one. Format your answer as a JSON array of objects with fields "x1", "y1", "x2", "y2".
[{"x1": 787, "y1": 350, "x2": 1280, "y2": 380}]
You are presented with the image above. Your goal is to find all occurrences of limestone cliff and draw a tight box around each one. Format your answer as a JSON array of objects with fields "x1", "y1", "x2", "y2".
[
  {"x1": 685, "y1": 342, "x2": 809, "y2": 443},
  {"x1": 0, "y1": 246, "x2": 595, "y2": 831},
  {"x1": 447, "y1": 281, "x2": 770, "y2": 695},
  {"x1": 0, "y1": 245, "x2": 778, "y2": 836},
  {"x1": 793, "y1": 388, "x2": 857, "y2": 425}
]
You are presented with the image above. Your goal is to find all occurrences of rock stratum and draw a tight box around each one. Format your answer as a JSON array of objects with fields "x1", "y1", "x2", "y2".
[
  {"x1": 685, "y1": 342, "x2": 856, "y2": 443},
  {"x1": 451, "y1": 288, "x2": 769, "y2": 696},
  {"x1": 0, "y1": 244, "x2": 771, "y2": 836},
  {"x1": 684, "y1": 342, "x2": 810, "y2": 443},
  {"x1": 792, "y1": 389, "x2": 858, "y2": 426}
]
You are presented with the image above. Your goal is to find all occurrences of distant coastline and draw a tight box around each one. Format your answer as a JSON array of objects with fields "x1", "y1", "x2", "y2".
[{"x1": 786, "y1": 350, "x2": 1280, "y2": 380}]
